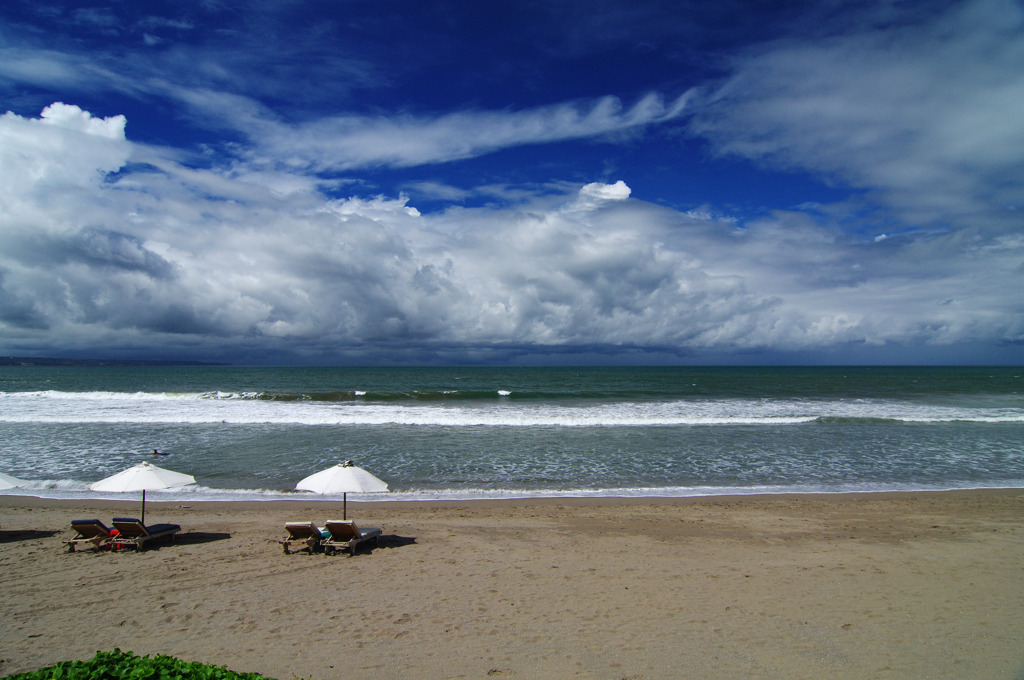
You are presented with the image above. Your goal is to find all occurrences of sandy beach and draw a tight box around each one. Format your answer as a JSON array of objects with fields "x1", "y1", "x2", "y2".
[{"x1": 1, "y1": 490, "x2": 1022, "y2": 679}]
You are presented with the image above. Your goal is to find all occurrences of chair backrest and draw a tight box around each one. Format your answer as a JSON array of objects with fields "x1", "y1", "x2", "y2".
[
  {"x1": 112, "y1": 518, "x2": 148, "y2": 537},
  {"x1": 285, "y1": 521, "x2": 319, "y2": 538},
  {"x1": 71, "y1": 519, "x2": 110, "y2": 538},
  {"x1": 325, "y1": 521, "x2": 359, "y2": 540}
]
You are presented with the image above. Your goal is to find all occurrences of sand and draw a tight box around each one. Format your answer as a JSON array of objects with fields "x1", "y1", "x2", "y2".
[{"x1": 1, "y1": 490, "x2": 1023, "y2": 679}]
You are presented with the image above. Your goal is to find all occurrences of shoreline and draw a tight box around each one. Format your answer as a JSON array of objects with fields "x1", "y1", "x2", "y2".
[
  {"x1": 3, "y1": 480, "x2": 1023, "y2": 506},
  {"x1": 3, "y1": 489, "x2": 1023, "y2": 679},
  {"x1": 3, "y1": 484, "x2": 1024, "y2": 511}
]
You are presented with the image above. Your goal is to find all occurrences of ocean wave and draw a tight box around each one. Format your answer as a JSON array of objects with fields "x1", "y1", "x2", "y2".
[
  {"x1": 1, "y1": 390, "x2": 1022, "y2": 426},
  {"x1": 3, "y1": 480, "x2": 1022, "y2": 503},
  {"x1": 206, "y1": 389, "x2": 522, "y2": 401},
  {"x1": 0, "y1": 389, "x2": 197, "y2": 401}
]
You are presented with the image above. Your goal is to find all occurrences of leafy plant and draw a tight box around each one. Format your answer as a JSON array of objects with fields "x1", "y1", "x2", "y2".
[{"x1": 3, "y1": 649, "x2": 278, "y2": 680}]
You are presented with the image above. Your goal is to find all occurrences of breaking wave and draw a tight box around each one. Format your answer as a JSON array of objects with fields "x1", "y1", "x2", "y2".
[{"x1": 0, "y1": 390, "x2": 1020, "y2": 426}]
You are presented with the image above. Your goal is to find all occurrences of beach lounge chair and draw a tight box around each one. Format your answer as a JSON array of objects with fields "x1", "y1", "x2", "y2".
[
  {"x1": 279, "y1": 521, "x2": 326, "y2": 554},
  {"x1": 64, "y1": 519, "x2": 114, "y2": 552},
  {"x1": 109, "y1": 517, "x2": 181, "y2": 551},
  {"x1": 322, "y1": 520, "x2": 382, "y2": 556}
]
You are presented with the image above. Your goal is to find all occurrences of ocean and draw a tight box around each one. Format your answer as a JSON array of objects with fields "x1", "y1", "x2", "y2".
[{"x1": 1, "y1": 365, "x2": 1022, "y2": 502}]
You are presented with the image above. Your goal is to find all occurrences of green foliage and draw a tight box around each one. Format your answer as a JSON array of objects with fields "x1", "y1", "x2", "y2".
[{"x1": 3, "y1": 649, "x2": 277, "y2": 680}]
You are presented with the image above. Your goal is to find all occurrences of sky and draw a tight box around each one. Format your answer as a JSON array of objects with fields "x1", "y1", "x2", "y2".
[{"x1": 0, "y1": 0, "x2": 1022, "y2": 365}]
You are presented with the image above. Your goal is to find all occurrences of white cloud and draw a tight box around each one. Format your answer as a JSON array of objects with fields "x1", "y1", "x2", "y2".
[
  {"x1": 0, "y1": 47, "x2": 134, "y2": 99},
  {"x1": 0, "y1": 103, "x2": 128, "y2": 202},
  {"x1": 689, "y1": 0, "x2": 1024, "y2": 234},
  {"x1": 38, "y1": 101, "x2": 126, "y2": 138},
  {"x1": 405, "y1": 181, "x2": 473, "y2": 202},
  {"x1": 155, "y1": 87, "x2": 688, "y2": 175},
  {"x1": 0, "y1": 103, "x2": 1021, "y2": 362},
  {"x1": 562, "y1": 180, "x2": 632, "y2": 215},
  {"x1": 0, "y1": 48, "x2": 84, "y2": 88},
  {"x1": 579, "y1": 180, "x2": 631, "y2": 201},
  {"x1": 242, "y1": 92, "x2": 692, "y2": 171}
]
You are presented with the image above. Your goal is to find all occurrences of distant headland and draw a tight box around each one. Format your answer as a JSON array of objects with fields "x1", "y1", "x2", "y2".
[{"x1": 0, "y1": 356, "x2": 229, "y2": 367}]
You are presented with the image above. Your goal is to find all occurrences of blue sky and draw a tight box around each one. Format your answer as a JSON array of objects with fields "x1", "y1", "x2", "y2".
[{"x1": 1, "y1": 0, "x2": 1022, "y2": 365}]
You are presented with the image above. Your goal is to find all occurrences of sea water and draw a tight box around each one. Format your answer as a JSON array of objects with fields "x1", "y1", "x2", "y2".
[{"x1": 1, "y1": 365, "x2": 1022, "y2": 502}]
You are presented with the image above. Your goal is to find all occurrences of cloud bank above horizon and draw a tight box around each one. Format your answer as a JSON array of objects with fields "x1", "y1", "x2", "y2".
[{"x1": 0, "y1": 0, "x2": 1022, "y2": 364}]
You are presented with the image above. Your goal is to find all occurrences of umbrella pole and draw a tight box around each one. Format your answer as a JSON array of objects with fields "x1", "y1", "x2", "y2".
[
  {"x1": 343, "y1": 492, "x2": 347, "y2": 520},
  {"x1": 141, "y1": 489, "x2": 146, "y2": 525}
]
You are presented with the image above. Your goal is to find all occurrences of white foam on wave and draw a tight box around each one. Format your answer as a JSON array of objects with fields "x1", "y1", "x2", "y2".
[
  {"x1": 4, "y1": 480, "x2": 1022, "y2": 503},
  {"x1": 1, "y1": 391, "x2": 1021, "y2": 426},
  {"x1": 0, "y1": 389, "x2": 197, "y2": 401}
]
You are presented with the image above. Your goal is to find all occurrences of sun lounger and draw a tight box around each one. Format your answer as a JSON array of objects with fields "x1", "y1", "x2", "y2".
[
  {"x1": 279, "y1": 521, "x2": 326, "y2": 554},
  {"x1": 322, "y1": 520, "x2": 382, "y2": 556},
  {"x1": 64, "y1": 519, "x2": 114, "y2": 552},
  {"x1": 109, "y1": 517, "x2": 181, "y2": 551}
]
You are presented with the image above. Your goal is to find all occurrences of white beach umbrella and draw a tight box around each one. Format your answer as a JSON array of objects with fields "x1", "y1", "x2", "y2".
[
  {"x1": 295, "y1": 460, "x2": 389, "y2": 520},
  {"x1": 0, "y1": 472, "x2": 27, "y2": 490},
  {"x1": 90, "y1": 461, "x2": 195, "y2": 524}
]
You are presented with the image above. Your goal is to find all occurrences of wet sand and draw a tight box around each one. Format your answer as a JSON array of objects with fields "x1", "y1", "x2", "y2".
[{"x1": 1, "y1": 490, "x2": 1023, "y2": 679}]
